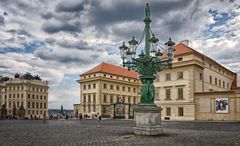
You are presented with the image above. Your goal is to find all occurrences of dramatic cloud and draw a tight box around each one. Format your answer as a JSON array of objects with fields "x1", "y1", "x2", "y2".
[
  {"x1": 55, "y1": 0, "x2": 85, "y2": 13},
  {"x1": 0, "y1": 16, "x2": 5, "y2": 26},
  {"x1": 42, "y1": 20, "x2": 81, "y2": 34},
  {"x1": 0, "y1": 0, "x2": 239, "y2": 109}
]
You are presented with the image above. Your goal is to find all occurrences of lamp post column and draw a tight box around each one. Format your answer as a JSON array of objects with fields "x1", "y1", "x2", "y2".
[{"x1": 144, "y1": 3, "x2": 151, "y2": 56}]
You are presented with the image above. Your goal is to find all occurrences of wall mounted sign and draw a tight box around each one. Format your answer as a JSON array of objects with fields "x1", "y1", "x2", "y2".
[{"x1": 215, "y1": 98, "x2": 228, "y2": 114}]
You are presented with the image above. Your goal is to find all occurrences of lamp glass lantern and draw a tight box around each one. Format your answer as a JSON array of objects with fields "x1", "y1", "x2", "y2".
[
  {"x1": 128, "y1": 37, "x2": 138, "y2": 58},
  {"x1": 119, "y1": 42, "x2": 128, "y2": 59},
  {"x1": 149, "y1": 34, "x2": 159, "y2": 57},
  {"x1": 165, "y1": 38, "x2": 175, "y2": 60}
]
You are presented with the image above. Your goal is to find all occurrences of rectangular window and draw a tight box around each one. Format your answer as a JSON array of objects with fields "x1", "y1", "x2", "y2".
[
  {"x1": 165, "y1": 89, "x2": 171, "y2": 100},
  {"x1": 40, "y1": 103, "x2": 42, "y2": 108},
  {"x1": 178, "y1": 107, "x2": 184, "y2": 116},
  {"x1": 122, "y1": 86, "x2": 125, "y2": 91},
  {"x1": 83, "y1": 85, "x2": 86, "y2": 90},
  {"x1": 133, "y1": 88, "x2": 136, "y2": 93},
  {"x1": 93, "y1": 84, "x2": 96, "y2": 89},
  {"x1": 21, "y1": 94, "x2": 23, "y2": 98},
  {"x1": 122, "y1": 96, "x2": 125, "y2": 103},
  {"x1": 219, "y1": 79, "x2": 221, "y2": 87},
  {"x1": 165, "y1": 73, "x2": 171, "y2": 81},
  {"x1": 36, "y1": 102, "x2": 39, "y2": 109},
  {"x1": 32, "y1": 95, "x2": 35, "y2": 99},
  {"x1": 93, "y1": 95, "x2": 96, "y2": 102},
  {"x1": 83, "y1": 95, "x2": 86, "y2": 102},
  {"x1": 88, "y1": 84, "x2": 91, "y2": 89},
  {"x1": 177, "y1": 72, "x2": 183, "y2": 79},
  {"x1": 166, "y1": 107, "x2": 171, "y2": 116},
  {"x1": 116, "y1": 85, "x2": 119, "y2": 90},
  {"x1": 128, "y1": 97, "x2": 130, "y2": 103},
  {"x1": 128, "y1": 87, "x2": 131, "y2": 92},
  {"x1": 110, "y1": 85, "x2": 113, "y2": 90},
  {"x1": 103, "y1": 95, "x2": 107, "y2": 102},
  {"x1": 28, "y1": 102, "x2": 30, "y2": 108},
  {"x1": 103, "y1": 84, "x2": 107, "y2": 89},
  {"x1": 88, "y1": 95, "x2": 91, "y2": 102},
  {"x1": 44, "y1": 103, "x2": 46, "y2": 109},
  {"x1": 223, "y1": 81, "x2": 225, "y2": 88},
  {"x1": 32, "y1": 102, "x2": 35, "y2": 108},
  {"x1": 209, "y1": 76, "x2": 212, "y2": 84},
  {"x1": 133, "y1": 97, "x2": 136, "y2": 104},
  {"x1": 177, "y1": 57, "x2": 183, "y2": 61},
  {"x1": 227, "y1": 83, "x2": 229, "y2": 89},
  {"x1": 199, "y1": 73, "x2": 203, "y2": 80},
  {"x1": 9, "y1": 101, "x2": 11, "y2": 108},
  {"x1": 215, "y1": 78, "x2": 217, "y2": 85},
  {"x1": 177, "y1": 88, "x2": 183, "y2": 100}
]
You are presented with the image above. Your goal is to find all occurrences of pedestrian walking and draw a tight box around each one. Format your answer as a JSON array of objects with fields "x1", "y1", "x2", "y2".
[{"x1": 97, "y1": 113, "x2": 101, "y2": 127}]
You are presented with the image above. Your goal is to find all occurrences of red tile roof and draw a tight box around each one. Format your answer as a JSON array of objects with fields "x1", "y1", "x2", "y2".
[
  {"x1": 164, "y1": 43, "x2": 235, "y2": 73},
  {"x1": 162, "y1": 43, "x2": 194, "y2": 57},
  {"x1": 162, "y1": 43, "x2": 237, "y2": 86},
  {"x1": 81, "y1": 62, "x2": 138, "y2": 79}
]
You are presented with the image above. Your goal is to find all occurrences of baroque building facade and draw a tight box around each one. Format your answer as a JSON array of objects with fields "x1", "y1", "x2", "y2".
[
  {"x1": 154, "y1": 41, "x2": 239, "y2": 121},
  {"x1": 0, "y1": 73, "x2": 48, "y2": 119},
  {"x1": 73, "y1": 42, "x2": 239, "y2": 121},
  {"x1": 76, "y1": 63, "x2": 141, "y2": 119}
]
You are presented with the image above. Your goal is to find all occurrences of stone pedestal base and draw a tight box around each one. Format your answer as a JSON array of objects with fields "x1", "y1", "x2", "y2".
[{"x1": 133, "y1": 105, "x2": 163, "y2": 135}]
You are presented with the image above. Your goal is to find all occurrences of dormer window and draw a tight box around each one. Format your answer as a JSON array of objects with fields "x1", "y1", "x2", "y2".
[{"x1": 177, "y1": 57, "x2": 183, "y2": 61}]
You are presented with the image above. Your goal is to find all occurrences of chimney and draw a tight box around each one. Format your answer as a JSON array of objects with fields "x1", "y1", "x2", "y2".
[
  {"x1": 15, "y1": 73, "x2": 20, "y2": 78},
  {"x1": 180, "y1": 40, "x2": 189, "y2": 46}
]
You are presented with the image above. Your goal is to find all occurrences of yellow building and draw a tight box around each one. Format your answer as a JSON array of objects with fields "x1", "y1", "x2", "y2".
[
  {"x1": 154, "y1": 41, "x2": 239, "y2": 121},
  {"x1": 76, "y1": 63, "x2": 141, "y2": 119},
  {"x1": 0, "y1": 73, "x2": 49, "y2": 119},
  {"x1": 195, "y1": 89, "x2": 240, "y2": 121}
]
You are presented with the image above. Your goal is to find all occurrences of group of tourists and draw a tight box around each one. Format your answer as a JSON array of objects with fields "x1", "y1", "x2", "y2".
[{"x1": 78, "y1": 112, "x2": 102, "y2": 127}]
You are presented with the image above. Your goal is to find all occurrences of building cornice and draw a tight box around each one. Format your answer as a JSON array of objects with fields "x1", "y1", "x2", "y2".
[{"x1": 78, "y1": 77, "x2": 141, "y2": 86}]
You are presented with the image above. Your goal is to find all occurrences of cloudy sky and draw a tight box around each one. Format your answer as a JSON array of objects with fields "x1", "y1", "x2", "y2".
[{"x1": 0, "y1": 0, "x2": 239, "y2": 109}]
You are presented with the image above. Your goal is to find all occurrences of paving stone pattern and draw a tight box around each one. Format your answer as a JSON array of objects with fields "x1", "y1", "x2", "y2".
[{"x1": 0, "y1": 119, "x2": 240, "y2": 146}]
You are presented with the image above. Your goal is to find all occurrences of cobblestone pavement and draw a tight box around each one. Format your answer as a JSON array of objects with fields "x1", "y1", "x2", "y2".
[{"x1": 0, "y1": 119, "x2": 240, "y2": 146}]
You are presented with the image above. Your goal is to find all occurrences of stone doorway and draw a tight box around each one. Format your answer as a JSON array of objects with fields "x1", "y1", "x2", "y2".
[
  {"x1": 114, "y1": 103, "x2": 125, "y2": 119},
  {"x1": 18, "y1": 105, "x2": 25, "y2": 119}
]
